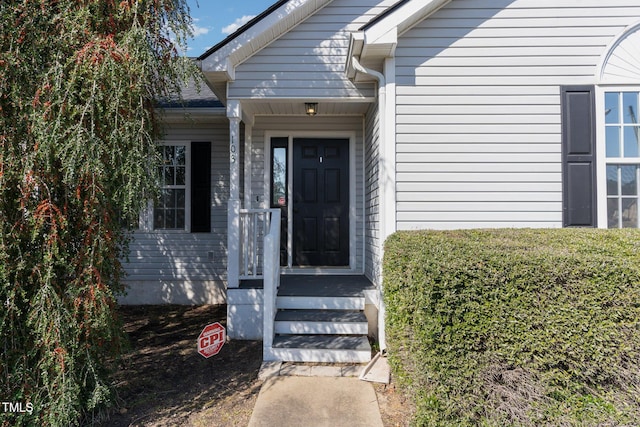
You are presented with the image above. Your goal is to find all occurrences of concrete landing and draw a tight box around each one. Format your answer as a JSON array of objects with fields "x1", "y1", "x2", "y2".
[{"x1": 248, "y1": 376, "x2": 383, "y2": 427}]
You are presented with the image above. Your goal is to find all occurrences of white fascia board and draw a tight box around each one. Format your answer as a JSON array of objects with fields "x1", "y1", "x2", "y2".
[
  {"x1": 347, "y1": 31, "x2": 365, "y2": 59},
  {"x1": 200, "y1": 58, "x2": 234, "y2": 83},
  {"x1": 362, "y1": 27, "x2": 397, "y2": 60},
  {"x1": 346, "y1": 32, "x2": 365, "y2": 79},
  {"x1": 201, "y1": 0, "x2": 333, "y2": 79},
  {"x1": 364, "y1": 0, "x2": 452, "y2": 45},
  {"x1": 346, "y1": 27, "x2": 396, "y2": 79},
  {"x1": 367, "y1": 27, "x2": 397, "y2": 47}
]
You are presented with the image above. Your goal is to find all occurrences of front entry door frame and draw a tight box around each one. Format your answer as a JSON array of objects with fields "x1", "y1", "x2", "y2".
[{"x1": 265, "y1": 131, "x2": 357, "y2": 272}]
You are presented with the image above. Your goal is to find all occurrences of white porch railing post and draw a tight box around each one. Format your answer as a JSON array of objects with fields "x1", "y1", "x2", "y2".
[
  {"x1": 263, "y1": 209, "x2": 280, "y2": 360},
  {"x1": 228, "y1": 200, "x2": 241, "y2": 289},
  {"x1": 252, "y1": 213, "x2": 259, "y2": 276},
  {"x1": 227, "y1": 101, "x2": 242, "y2": 289},
  {"x1": 241, "y1": 213, "x2": 248, "y2": 277}
]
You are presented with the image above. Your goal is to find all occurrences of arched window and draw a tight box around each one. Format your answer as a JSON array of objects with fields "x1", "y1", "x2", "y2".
[{"x1": 596, "y1": 22, "x2": 640, "y2": 228}]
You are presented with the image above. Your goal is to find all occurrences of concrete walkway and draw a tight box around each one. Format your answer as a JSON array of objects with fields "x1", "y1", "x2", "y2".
[{"x1": 248, "y1": 375, "x2": 384, "y2": 427}]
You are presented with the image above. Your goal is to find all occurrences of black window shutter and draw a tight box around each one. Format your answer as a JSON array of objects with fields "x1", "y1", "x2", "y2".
[
  {"x1": 191, "y1": 141, "x2": 211, "y2": 232},
  {"x1": 561, "y1": 86, "x2": 597, "y2": 227}
]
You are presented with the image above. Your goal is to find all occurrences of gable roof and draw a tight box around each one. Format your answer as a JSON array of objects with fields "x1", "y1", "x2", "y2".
[
  {"x1": 363, "y1": 0, "x2": 451, "y2": 40},
  {"x1": 199, "y1": 0, "x2": 333, "y2": 82},
  {"x1": 198, "y1": 0, "x2": 453, "y2": 96},
  {"x1": 197, "y1": 0, "x2": 290, "y2": 61},
  {"x1": 359, "y1": 0, "x2": 409, "y2": 31},
  {"x1": 158, "y1": 76, "x2": 223, "y2": 109}
]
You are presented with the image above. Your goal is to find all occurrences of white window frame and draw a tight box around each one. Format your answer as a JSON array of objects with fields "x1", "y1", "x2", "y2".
[
  {"x1": 596, "y1": 87, "x2": 640, "y2": 228},
  {"x1": 140, "y1": 141, "x2": 191, "y2": 232}
]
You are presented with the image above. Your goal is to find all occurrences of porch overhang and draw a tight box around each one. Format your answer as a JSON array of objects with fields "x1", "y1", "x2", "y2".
[{"x1": 234, "y1": 98, "x2": 375, "y2": 124}]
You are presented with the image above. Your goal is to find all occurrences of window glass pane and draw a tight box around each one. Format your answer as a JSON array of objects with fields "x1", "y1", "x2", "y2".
[
  {"x1": 621, "y1": 198, "x2": 638, "y2": 228},
  {"x1": 607, "y1": 198, "x2": 619, "y2": 228},
  {"x1": 621, "y1": 166, "x2": 638, "y2": 196},
  {"x1": 175, "y1": 145, "x2": 186, "y2": 165},
  {"x1": 623, "y1": 92, "x2": 639, "y2": 124},
  {"x1": 272, "y1": 147, "x2": 287, "y2": 206},
  {"x1": 623, "y1": 126, "x2": 640, "y2": 158},
  {"x1": 176, "y1": 209, "x2": 185, "y2": 229},
  {"x1": 177, "y1": 189, "x2": 185, "y2": 207},
  {"x1": 170, "y1": 189, "x2": 179, "y2": 207},
  {"x1": 164, "y1": 166, "x2": 174, "y2": 186},
  {"x1": 164, "y1": 146, "x2": 174, "y2": 164},
  {"x1": 176, "y1": 166, "x2": 186, "y2": 185},
  {"x1": 160, "y1": 189, "x2": 169, "y2": 206},
  {"x1": 165, "y1": 209, "x2": 175, "y2": 228},
  {"x1": 607, "y1": 165, "x2": 619, "y2": 195},
  {"x1": 606, "y1": 126, "x2": 620, "y2": 157},
  {"x1": 605, "y1": 92, "x2": 619, "y2": 124},
  {"x1": 154, "y1": 209, "x2": 165, "y2": 229}
]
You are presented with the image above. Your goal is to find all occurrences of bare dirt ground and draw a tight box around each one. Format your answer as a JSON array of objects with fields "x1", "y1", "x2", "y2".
[{"x1": 100, "y1": 305, "x2": 413, "y2": 426}]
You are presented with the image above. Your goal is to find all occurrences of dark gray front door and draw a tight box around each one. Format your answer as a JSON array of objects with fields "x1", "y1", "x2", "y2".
[{"x1": 293, "y1": 138, "x2": 349, "y2": 266}]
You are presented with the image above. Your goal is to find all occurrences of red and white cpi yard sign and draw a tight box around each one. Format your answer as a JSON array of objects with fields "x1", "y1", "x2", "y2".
[{"x1": 197, "y1": 322, "x2": 225, "y2": 358}]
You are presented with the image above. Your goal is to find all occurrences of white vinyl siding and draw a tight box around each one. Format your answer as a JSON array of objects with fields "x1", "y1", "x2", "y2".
[
  {"x1": 395, "y1": 0, "x2": 640, "y2": 230},
  {"x1": 120, "y1": 121, "x2": 229, "y2": 304},
  {"x1": 364, "y1": 102, "x2": 381, "y2": 284},
  {"x1": 228, "y1": 0, "x2": 398, "y2": 100}
]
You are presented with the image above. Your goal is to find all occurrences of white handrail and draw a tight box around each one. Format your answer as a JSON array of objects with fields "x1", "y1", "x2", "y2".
[{"x1": 262, "y1": 209, "x2": 280, "y2": 359}]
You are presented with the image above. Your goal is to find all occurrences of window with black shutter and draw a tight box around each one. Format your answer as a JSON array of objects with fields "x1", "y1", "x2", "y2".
[{"x1": 152, "y1": 140, "x2": 211, "y2": 232}]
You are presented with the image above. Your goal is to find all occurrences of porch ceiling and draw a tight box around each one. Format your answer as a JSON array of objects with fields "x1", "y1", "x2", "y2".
[{"x1": 239, "y1": 99, "x2": 373, "y2": 118}]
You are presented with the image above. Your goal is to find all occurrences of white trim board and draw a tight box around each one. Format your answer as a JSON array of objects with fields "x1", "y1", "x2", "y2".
[{"x1": 264, "y1": 130, "x2": 359, "y2": 273}]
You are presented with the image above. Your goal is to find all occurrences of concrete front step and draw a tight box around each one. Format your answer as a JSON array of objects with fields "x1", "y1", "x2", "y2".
[
  {"x1": 270, "y1": 335, "x2": 371, "y2": 363},
  {"x1": 275, "y1": 309, "x2": 368, "y2": 335}
]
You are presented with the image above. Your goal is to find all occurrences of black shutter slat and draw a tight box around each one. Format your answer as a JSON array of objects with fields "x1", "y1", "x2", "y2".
[
  {"x1": 191, "y1": 141, "x2": 211, "y2": 233},
  {"x1": 561, "y1": 86, "x2": 597, "y2": 228}
]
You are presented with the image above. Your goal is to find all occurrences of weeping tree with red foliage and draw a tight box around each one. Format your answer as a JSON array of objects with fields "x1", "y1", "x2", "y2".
[{"x1": 0, "y1": 1, "x2": 198, "y2": 425}]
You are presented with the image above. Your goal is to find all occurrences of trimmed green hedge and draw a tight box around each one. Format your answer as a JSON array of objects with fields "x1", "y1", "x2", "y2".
[{"x1": 383, "y1": 229, "x2": 640, "y2": 426}]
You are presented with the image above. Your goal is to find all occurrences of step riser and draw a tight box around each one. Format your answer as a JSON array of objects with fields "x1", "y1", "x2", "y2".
[
  {"x1": 266, "y1": 348, "x2": 371, "y2": 364},
  {"x1": 275, "y1": 321, "x2": 368, "y2": 335},
  {"x1": 276, "y1": 296, "x2": 364, "y2": 310}
]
